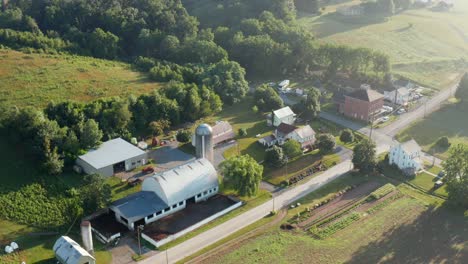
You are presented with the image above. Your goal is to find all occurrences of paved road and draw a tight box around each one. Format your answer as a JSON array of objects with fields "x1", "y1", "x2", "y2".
[
  {"x1": 379, "y1": 80, "x2": 460, "y2": 137},
  {"x1": 140, "y1": 160, "x2": 353, "y2": 264}
]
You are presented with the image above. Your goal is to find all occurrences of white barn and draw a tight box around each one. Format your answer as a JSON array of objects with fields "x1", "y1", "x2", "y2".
[
  {"x1": 272, "y1": 107, "x2": 296, "y2": 127},
  {"x1": 76, "y1": 138, "x2": 147, "y2": 177},
  {"x1": 389, "y1": 140, "x2": 423, "y2": 175},
  {"x1": 110, "y1": 158, "x2": 219, "y2": 230},
  {"x1": 53, "y1": 236, "x2": 95, "y2": 264}
]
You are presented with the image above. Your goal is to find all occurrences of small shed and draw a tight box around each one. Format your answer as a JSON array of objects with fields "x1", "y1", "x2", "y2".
[
  {"x1": 76, "y1": 138, "x2": 147, "y2": 177},
  {"x1": 53, "y1": 236, "x2": 95, "y2": 264}
]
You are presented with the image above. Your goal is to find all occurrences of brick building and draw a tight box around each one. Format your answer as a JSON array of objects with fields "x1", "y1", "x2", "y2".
[{"x1": 336, "y1": 89, "x2": 384, "y2": 122}]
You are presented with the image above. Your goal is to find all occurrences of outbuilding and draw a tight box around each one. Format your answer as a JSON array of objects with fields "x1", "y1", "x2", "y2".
[
  {"x1": 76, "y1": 138, "x2": 147, "y2": 177},
  {"x1": 53, "y1": 236, "x2": 95, "y2": 264}
]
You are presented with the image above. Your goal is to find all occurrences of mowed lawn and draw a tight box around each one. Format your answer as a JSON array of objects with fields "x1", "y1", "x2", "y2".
[
  {"x1": 397, "y1": 101, "x2": 468, "y2": 159},
  {"x1": 0, "y1": 49, "x2": 164, "y2": 108},
  {"x1": 203, "y1": 175, "x2": 467, "y2": 264},
  {"x1": 299, "y1": 0, "x2": 468, "y2": 88}
]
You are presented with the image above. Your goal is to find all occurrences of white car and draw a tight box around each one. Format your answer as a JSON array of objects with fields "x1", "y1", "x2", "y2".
[
  {"x1": 397, "y1": 108, "x2": 406, "y2": 114},
  {"x1": 383, "y1": 106, "x2": 393, "y2": 112},
  {"x1": 381, "y1": 116, "x2": 390, "y2": 122}
]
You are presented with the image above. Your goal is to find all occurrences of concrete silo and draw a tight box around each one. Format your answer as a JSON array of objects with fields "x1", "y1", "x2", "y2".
[{"x1": 195, "y1": 124, "x2": 214, "y2": 163}]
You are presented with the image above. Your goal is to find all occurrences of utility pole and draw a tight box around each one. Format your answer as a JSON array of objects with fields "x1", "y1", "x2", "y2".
[
  {"x1": 166, "y1": 249, "x2": 169, "y2": 264},
  {"x1": 137, "y1": 225, "x2": 144, "y2": 256}
]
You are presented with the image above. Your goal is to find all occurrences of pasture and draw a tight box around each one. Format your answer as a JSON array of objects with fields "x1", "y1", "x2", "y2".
[
  {"x1": 0, "y1": 49, "x2": 164, "y2": 108},
  {"x1": 299, "y1": 0, "x2": 468, "y2": 89}
]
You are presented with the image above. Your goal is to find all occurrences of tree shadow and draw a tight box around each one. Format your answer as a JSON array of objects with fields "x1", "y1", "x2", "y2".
[{"x1": 345, "y1": 205, "x2": 468, "y2": 264}]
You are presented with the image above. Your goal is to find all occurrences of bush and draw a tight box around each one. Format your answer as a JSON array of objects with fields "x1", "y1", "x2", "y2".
[
  {"x1": 176, "y1": 129, "x2": 191, "y2": 143},
  {"x1": 435, "y1": 136, "x2": 450, "y2": 149},
  {"x1": 340, "y1": 129, "x2": 354, "y2": 143},
  {"x1": 238, "y1": 128, "x2": 247, "y2": 137},
  {"x1": 317, "y1": 133, "x2": 336, "y2": 153},
  {"x1": 265, "y1": 145, "x2": 287, "y2": 168},
  {"x1": 369, "y1": 183, "x2": 396, "y2": 200},
  {"x1": 282, "y1": 140, "x2": 302, "y2": 158}
]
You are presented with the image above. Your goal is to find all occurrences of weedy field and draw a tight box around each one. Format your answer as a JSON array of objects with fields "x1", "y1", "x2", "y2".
[
  {"x1": 0, "y1": 49, "x2": 164, "y2": 108},
  {"x1": 299, "y1": 0, "x2": 468, "y2": 88}
]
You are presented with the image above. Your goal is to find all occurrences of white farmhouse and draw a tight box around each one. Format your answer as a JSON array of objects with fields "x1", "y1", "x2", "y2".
[
  {"x1": 53, "y1": 236, "x2": 95, "y2": 264},
  {"x1": 384, "y1": 87, "x2": 411, "y2": 106},
  {"x1": 272, "y1": 106, "x2": 296, "y2": 127},
  {"x1": 389, "y1": 140, "x2": 423, "y2": 175},
  {"x1": 259, "y1": 124, "x2": 316, "y2": 149}
]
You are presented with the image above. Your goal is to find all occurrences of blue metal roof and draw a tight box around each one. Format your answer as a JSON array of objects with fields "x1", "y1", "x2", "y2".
[{"x1": 110, "y1": 191, "x2": 168, "y2": 222}]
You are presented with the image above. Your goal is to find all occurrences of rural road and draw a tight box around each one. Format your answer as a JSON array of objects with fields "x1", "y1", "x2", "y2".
[{"x1": 139, "y1": 160, "x2": 353, "y2": 264}]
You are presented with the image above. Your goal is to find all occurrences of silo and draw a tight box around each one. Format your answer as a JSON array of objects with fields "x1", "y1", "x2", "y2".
[
  {"x1": 195, "y1": 124, "x2": 214, "y2": 163},
  {"x1": 80, "y1": 221, "x2": 94, "y2": 255}
]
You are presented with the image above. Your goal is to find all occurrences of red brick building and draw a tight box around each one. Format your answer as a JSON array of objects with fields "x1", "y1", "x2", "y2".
[{"x1": 336, "y1": 89, "x2": 384, "y2": 122}]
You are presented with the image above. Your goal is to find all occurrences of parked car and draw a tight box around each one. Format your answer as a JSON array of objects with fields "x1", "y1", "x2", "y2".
[
  {"x1": 380, "y1": 116, "x2": 390, "y2": 123},
  {"x1": 383, "y1": 106, "x2": 394, "y2": 112},
  {"x1": 434, "y1": 180, "x2": 444, "y2": 189},
  {"x1": 142, "y1": 166, "x2": 155, "y2": 174},
  {"x1": 438, "y1": 170, "x2": 446, "y2": 178},
  {"x1": 128, "y1": 178, "x2": 142, "y2": 187},
  {"x1": 397, "y1": 108, "x2": 406, "y2": 115}
]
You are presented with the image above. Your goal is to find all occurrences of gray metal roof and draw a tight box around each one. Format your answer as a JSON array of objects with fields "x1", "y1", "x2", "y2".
[
  {"x1": 142, "y1": 158, "x2": 218, "y2": 206},
  {"x1": 273, "y1": 106, "x2": 295, "y2": 119},
  {"x1": 109, "y1": 191, "x2": 167, "y2": 222},
  {"x1": 78, "y1": 138, "x2": 146, "y2": 169},
  {"x1": 53, "y1": 236, "x2": 95, "y2": 264}
]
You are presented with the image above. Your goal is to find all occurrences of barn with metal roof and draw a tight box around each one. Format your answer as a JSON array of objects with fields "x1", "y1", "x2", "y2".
[
  {"x1": 109, "y1": 158, "x2": 219, "y2": 230},
  {"x1": 76, "y1": 138, "x2": 147, "y2": 177},
  {"x1": 53, "y1": 236, "x2": 95, "y2": 264}
]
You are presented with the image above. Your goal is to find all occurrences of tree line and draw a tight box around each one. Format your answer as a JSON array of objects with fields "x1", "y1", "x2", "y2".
[{"x1": 0, "y1": 81, "x2": 223, "y2": 175}]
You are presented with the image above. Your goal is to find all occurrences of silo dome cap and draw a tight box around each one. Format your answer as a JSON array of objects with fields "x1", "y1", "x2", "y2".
[{"x1": 195, "y1": 123, "x2": 213, "y2": 135}]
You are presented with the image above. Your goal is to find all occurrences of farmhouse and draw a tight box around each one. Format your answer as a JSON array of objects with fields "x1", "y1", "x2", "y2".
[
  {"x1": 335, "y1": 88, "x2": 384, "y2": 122},
  {"x1": 389, "y1": 140, "x2": 423, "y2": 175},
  {"x1": 259, "y1": 124, "x2": 316, "y2": 149},
  {"x1": 53, "y1": 236, "x2": 95, "y2": 264},
  {"x1": 109, "y1": 158, "x2": 218, "y2": 230},
  {"x1": 76, "y1": 138, "x2": 147, "y2": 177},
  {"x1": 384, "y1": 87, "x2": 411, "y2": 106},
  {"x1": 271, "y1": 106, "x2": 296, "y2": 127}
]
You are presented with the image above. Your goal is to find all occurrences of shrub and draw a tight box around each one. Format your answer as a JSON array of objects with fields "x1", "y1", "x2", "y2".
[
  {"x1": 238, "y1": 128, "x2": 247, "y2": 137},
  {"x1": 282, "y1": 140, "x2": 302, "y2": 158},
  {"x1": 176, "y1": 129, "x2": 191, "y2": 143},
  {"x1": 340, "y1": 129, "x2": 354, "y2": 143},
  {"x1": 435, "y1": 136, "x2": 450, "y2": 149}
]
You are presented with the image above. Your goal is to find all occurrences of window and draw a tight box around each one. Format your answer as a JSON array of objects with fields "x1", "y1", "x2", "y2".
[
  {"x1": 132, "y1": 162, "x2": 136, "y2": 165},
  {"x1": 203, "y1": 191, "x2": 207, "y2": 195},
  {"x1": 179, "y1": 202, "x2": 183, "y2": 206},
  {"x1": 147, "y1": 214, "x2": 154, "y2": 219},
  {"x1": 164, "y1": 207, "x2": 170, "y2": 212},
  {"x1": 172, "y1": 204, "x2": 177, "y2": 209},
  {"x1": 137, "y1": 160, "x2": 141, "y2": 163},
  {"x1": 156, "y1": 211, "x2": 162, "y2": 216},
  {"x1": 197, "y1": 194, "x2": 201, "y2": 198},
  {"x1": 209, "y1": 190, "x2": 212, "y2": 193}
]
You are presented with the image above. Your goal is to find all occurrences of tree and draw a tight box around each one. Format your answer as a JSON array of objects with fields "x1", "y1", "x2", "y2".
[
  {"x1": 176, "y1": 129, "x2": 191, "y2": 143},
  {"x1": 42, "y1": 139, "x2": 64, "y2": 175},
  {"x1": 265, "y1": 145, "x2": 288, "y2": 168},
  {"x1": 340, "y1": 129, "x2": 355, "y2": 143},
  {"x1": 317, "y1": 134, "x2": 336, "y2": 153},
  {"x1": 87, "y1": 28, "x2": 119, "y2": 59},
  {"x1": 282, "y1": 140, "x2": 302, "y2": 158},
  {"x1": 443, "y1": 144, "x2": 468, "y2": 208},
  {"x1": 254, "y1": 84, "x2": 284, "y2": 112},
  {"x1": 352, "y1": 138, "x2": 377, "y2": 173},
  {"x1": 303, "y1": 88, "x2": 321, "y2": 118},
  {"x1": 63, "y1": 129, "x2": 80, "y2": 154},
  {"x1": 80, "y1": 119, "x2": 103, "y2": 149},
  {"x1": 435, "y1": 136, "x2": 450, "y2": 150},
  {"x1": 149, "y1": 119, "x2": 170, "y2": 136},
  {"x1": 220, "y1": 155, "x2": 263, "y2": 197},
  {"x1": 80, "y1": 174, "x2": 112, "y2": 214}
]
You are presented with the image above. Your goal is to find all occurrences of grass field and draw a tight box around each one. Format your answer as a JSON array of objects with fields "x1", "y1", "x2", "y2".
[
  {"x1": 299, "y1": 0, "x2": 468, "y2": 88},
  {"x1": 200, "y1": 174, "x2": 467, "y2": 264},
  {"x1": 0, "y1": 49, "x2": 164, "y2": 108},
  {"x1": 397, "y1": 100, "x2": 468, "y2": 159}
]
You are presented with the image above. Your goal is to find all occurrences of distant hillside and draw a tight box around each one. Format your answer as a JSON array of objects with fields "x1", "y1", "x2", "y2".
[{"x1": 0, "y1": 49, "x2": 164, "y2": 108}]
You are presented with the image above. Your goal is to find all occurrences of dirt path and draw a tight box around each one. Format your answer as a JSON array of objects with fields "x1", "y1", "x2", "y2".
[
  {"x1": 297, "y1": 181, "x2": 381, "y2": 228},
  {"x1": 186, "y1": 209, "x2": 287, "y2": 264}
]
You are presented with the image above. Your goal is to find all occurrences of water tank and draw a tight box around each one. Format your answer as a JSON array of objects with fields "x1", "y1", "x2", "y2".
[
  {"x1": 195, "y1": 124, "x2": 214, "y2": 163},
  {"x1": 80, "y1": 221, "x2": 94, "y2": 255}
]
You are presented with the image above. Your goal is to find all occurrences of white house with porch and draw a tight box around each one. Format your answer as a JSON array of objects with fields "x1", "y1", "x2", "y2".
[
  {"x1": 259, "y1": 124, "x2": 316, "y2": 149},
  {"x1": 389, "y1": 140, "x2": 423, "y2": 175}
]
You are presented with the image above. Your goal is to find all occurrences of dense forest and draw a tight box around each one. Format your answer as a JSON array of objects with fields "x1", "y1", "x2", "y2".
[{"x1": 0, "y1": 0, "x2": 392, "y2": 175}]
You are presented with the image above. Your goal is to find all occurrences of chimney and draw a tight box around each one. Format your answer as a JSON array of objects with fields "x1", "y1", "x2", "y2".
[{"x1": 80, "y1": 221, "x2": 94, "y2": 255}]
